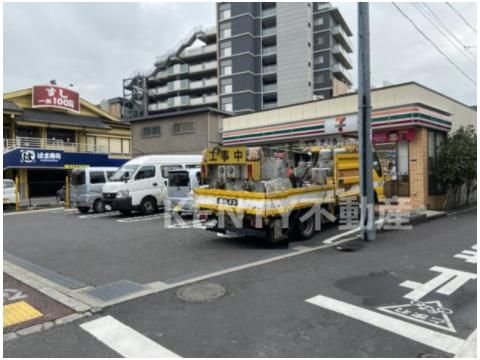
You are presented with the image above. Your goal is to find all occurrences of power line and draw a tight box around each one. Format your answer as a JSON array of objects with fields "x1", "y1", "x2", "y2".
[
  {"x1": 392, "y1": 2, "x2": 476, "y2": 86},
  {"x1": 446, "y1": 2, "x2": 477, "y2": 34},
  {"x1": 422, "y1": 3, "x2": 476, "y2": 61},
  {"x1": 413, "y1": 3, "x2": 476, "y2": 64}
]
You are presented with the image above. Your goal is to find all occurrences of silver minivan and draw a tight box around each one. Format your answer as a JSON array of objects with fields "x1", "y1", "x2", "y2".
[
  {"x1": 71, "y1": 167, "x2": 118, "y2": 213},
  {"x1": 167, "y1": 168, "x2": 203, "y2": 215}
]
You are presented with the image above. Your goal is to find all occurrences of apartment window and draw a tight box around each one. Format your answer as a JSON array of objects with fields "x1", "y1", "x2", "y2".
[
  {"x1": 219, "y1": 22, "x2": 232, "y2": 39},
  {"x1": 173, "y1": 122, "x2": 195, "y2": 135},
  {"x1": 314, "y1": 17, "x2": 324, "y2": 26},
  {"x1": 314, "y1": 73, "x2": 325, "y2": 83},
  {"x1": 220, "y1": 78, "x2": 233, "y2": 94},
  {"x1": 314, "y1": 55, "x2": 325, "y2": 65},
  {"x1": 220, "y1": 59, "x2": 232, "y2": 75},
  {"x1": 142, "y1": 126, "x2": 161, "y2": 138},
  {"x1": 221, "y1": 97, "x2": 233, "y2": 112},
  {"x1": 316, "y1": 36, "x2": 324, "y2": 45},
  {"x1": 219, "y1": 3, "x2": 231, "y2": 20},
  {"x1": 46, "y1": 128, "x2": 75, "y2": 144},
  {"x1": 220, "y1": 40, "x2": 232, "y2": 57}
]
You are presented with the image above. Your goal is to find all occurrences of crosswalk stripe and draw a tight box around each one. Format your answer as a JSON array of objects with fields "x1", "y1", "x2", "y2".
[{"x1": 80, "y1": 316, "x2": 180, "y2": 358}]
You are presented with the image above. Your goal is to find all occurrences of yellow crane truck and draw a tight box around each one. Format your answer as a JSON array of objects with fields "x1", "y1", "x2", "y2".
[{"x1": 194, "y1": 145, "x2": 384, "y2": 244}]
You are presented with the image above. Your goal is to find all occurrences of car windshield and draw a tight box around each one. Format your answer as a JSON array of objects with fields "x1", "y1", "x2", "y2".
[
  {"x1": 3, "y1": 180, "x2": 15, "y2": 189},
  {"x1": 168, "y1": 172, "x2": 190, "y2": 187},
  {"x1": 71, "y1": 171, "x2": 86, "y2": 185},
  {"x1": 110, "y1": 165, "x2": 139, "y2": 182}
]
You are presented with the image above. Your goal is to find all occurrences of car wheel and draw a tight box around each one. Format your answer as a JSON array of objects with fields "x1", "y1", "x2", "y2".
[
  {"x1": 93, "y1": 199, "x2": 104, "y2": 213},
  {"x1": 140, "y1": 197, "x2": 157, "y2": 215},
  {"x1": 294, "y1": 210, "x2": 316, "y2": 240},
  {"x1": 78, "y1": 207, "x2": 90, "y2": 214}
]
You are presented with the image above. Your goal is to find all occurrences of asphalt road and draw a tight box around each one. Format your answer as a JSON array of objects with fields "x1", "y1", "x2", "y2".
[
  {"x1": 3, "y1": 208, "x2": 340, "y2": 287},
  {"x1": 4, "y1": 209, "x2": 476, "y2": 357}
]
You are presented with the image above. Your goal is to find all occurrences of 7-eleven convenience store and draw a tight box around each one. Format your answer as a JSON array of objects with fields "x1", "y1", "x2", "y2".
[{"x1": 221, "y1": 82, "x2": 476, "y2": 210}]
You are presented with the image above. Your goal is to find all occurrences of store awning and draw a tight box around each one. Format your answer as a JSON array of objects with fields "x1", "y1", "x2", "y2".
[{"x1": 21, "y1": 109, "x2": 111, "y2": 129}]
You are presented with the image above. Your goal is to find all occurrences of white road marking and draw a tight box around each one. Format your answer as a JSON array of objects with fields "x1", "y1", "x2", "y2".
[
  {"x1": 455, "y1": 329, "x2": 477, "y2": 358},
  {"x1": 306, "y1": 294, "x2": 465, "y2": 355},
  {"x1": 78, "y1": 211, "x2": 120, "y2": 219},
  {"x1": 80, "y1": 315, "x2": 180, "y2": 358},
  {"x1": 400, "y1": 266, "x2": 477, "y2": 301},
  {"x1": 117, "y1": 214, "x2": 169, "y2": 223}
]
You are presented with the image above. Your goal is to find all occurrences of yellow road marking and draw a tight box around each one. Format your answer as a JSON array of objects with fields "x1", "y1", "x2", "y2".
[{"x1": 3, "y1": 301, "x2": 43, "y2": 327}]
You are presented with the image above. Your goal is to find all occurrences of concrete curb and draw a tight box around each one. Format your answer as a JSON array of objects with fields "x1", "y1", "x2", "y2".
[
  {"x1": 4, "y1": 312, "x2": 93, "y2": 342},
  {"x1": 3, "y1": 261, "x2": 94, "y2": 312}
]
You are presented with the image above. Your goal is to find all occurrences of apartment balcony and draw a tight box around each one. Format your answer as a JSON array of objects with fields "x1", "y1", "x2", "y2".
[
  {"x1": 263, "y1": 83, "x2": 277, "y2": 93},
  {"x1": 263, "y1": 102, "x2": 277, "y2": 110},
  {"x1": 262, "y1": 27, "x2": 276, "y2": 37},
  {"x1": 332, "y1": 25, "x2": 353, "y2": 53},
  {"x1": 148, "y1": 86, "x2": 168, "y2": 96},
  {"x1": 262, "y1": 46, "x2": 277, "y2": 56},
  {"x1": 262, "y1": 64, "x2": 277, "y2": 74},
  {"x1": 189, "y1": 60, "x2": 217, "y2": 74},
  {"x1": 190, "y1": 95, "x2": 218, "y2": 106},
  {"x1": 332, "y1": 44, "x2": 353, "y2": 69},
  {"x1": 181, "y1": 43, "x2": 217, "y2": 59},
  {"x1": 3, "y1": 137, "x2": 108, "y2": 154},
  {"x1": 190, "y1": 77, "x2": 218, "y2": 90},
  {"x1": 332, "y1": 63, "x2": 353, "y2": 85},
  {"x1": 262, "y1": 7, "x2": 276, "y2": 18}
]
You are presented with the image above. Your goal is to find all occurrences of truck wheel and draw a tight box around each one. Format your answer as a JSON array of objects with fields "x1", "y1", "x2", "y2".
[
  {"x1": 140, "y1": 197, "x2": 157, "y2": 215},
  {"x1": 93, "y1": 199, "x2": 104, "y2": 213},
  {"x1": 78, "y1": 207, "x2": 90, "y2": 214},
  {"x1": 295, "y1": 211, "x2": 316, "y2": 240}
]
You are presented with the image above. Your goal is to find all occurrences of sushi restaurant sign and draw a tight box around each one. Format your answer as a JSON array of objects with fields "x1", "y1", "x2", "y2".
[{"x1": 32, "y1": 85, "x2": 80, "y2": 113}]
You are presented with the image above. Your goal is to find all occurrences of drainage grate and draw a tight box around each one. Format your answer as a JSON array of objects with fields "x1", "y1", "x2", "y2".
[
  {"x1": 177, "y1": 282, "x2": 227, "y2": 303},
  {"x1": 83, "y1": 280, "x2": 146, "y2": 302},
  {"x1": 4, "y1": 252, "x2": 86, "y2": 289}
]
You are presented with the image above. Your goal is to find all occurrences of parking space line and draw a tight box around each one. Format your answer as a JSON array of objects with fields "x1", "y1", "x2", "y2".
[
  {"x1": 78, "y1": 212, "x2": 121, "y2": 219},
  {"x1": 3, "y1": 207, "x2": 71, "y2": 216},
  {"x1": 305, "y1": 294, "x2": 464, "y2": 355},
  {"x1": 117, "y1": 214, "x2": 169, "y2": 223},
  {"x1": 80, "y1": 315, "x2": 180, "y2": 358}
]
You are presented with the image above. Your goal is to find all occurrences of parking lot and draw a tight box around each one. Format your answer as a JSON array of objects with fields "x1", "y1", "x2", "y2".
[
  {"x1": 4, "y1": 207, "x2": 343, "y2": 290},
  {"x1": 4, "y1": 209, "x2": 477, "y2": 357}
]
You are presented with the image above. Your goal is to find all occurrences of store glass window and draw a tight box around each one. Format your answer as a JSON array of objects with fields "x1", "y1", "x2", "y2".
[
  {"x1": 396, "y1": 140, "x2": 410, "y2": 196},
  {"x1": 428, "y1": 130, "x2": 446, "y2": 195}
]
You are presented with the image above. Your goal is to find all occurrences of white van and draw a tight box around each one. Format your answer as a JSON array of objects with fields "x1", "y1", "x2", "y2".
[
  {"x1": 167, "y1": 168, "x2": 204, "y2": 215},
  {"x1": 102, "y1": 155, "x2": 202, "y2": 215},
  {"x1": 3, "y1": 179, "x2": 17, "y2": 207},
  {"x1": 71, "y1": 167, "x2": 118, "y2": 213}
]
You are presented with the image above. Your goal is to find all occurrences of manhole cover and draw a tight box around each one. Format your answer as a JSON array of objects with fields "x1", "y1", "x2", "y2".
[{"x1": 177, "y1": 282, "x2": 227, "y2": 303}]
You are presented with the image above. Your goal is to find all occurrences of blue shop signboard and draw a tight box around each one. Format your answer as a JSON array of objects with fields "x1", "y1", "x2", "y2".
[{"x1": 4, "y1": 148, "x2": 128, "y2": 169}]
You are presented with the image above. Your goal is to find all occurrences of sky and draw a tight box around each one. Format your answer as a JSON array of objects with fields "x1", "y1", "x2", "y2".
[{"x1": 3, "y1": 2, "x2": 477, "y2": 106}]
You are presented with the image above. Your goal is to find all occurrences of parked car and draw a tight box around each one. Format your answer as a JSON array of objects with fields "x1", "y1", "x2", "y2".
[
  {"x1": 102, "y1": 155, "x2": 202, "y2": 215},
  {"x1": 3, "y1": 179, "x2": 16, "y2": 207},
  {"x1": 71, "y1": 167, "x2": 118, "y2": 213},
  {"x1": 56, "y1": 186, "x2": 66, "y2": 202},
  {"x1": 167, "y1": 168, "x2": 204, "y2": 215}
]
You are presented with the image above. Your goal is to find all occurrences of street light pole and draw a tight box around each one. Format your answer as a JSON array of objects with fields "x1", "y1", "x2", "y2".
[{"x1": 358, "y1": 2, "x2": 376, "y2": 241}]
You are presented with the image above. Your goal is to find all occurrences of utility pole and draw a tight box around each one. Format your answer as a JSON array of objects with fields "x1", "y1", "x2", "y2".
[{"x1": 358, "y1": 3, "x2": 376, "y2": 241}]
